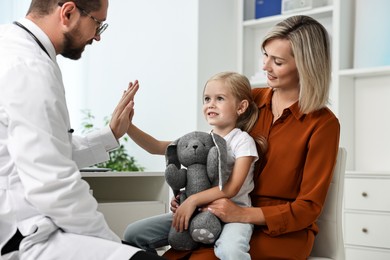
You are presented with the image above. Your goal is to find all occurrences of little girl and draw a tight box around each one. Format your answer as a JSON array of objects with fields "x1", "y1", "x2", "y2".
[{"x1": 124, "y1": 72, "x2": 266, "y2": 260}]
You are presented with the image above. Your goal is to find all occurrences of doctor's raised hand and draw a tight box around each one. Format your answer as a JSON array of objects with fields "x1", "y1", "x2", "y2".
[{"x1": 109, "y1": 80, "x2": 139, "y2": 140}]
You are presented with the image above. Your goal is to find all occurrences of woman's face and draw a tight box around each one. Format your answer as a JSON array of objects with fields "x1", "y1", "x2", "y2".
[{"x1": 262, "y1": 38, "x2": 299, "y2": 90}]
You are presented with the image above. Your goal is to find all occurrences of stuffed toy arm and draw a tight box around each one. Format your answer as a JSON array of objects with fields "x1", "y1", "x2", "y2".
[{"x1": 165, "y1": 164, "x2": 187, "y2": 193}]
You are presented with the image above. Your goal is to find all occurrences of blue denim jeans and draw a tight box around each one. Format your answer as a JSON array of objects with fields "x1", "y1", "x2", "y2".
[
  {"x1": 123, "y1": 213, "x2": 172, "y2": 254},
  {"x1": 123, "y1": 213, "x2": 253, "y2": 260}
]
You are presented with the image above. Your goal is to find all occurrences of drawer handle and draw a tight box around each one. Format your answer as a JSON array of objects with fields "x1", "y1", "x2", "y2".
[
  {"x1": 361, "y1": 192, "x2": 368, "y2": 197},
  {"x1": 362, "y1": 228, "x2": 368, "y2": 233}
]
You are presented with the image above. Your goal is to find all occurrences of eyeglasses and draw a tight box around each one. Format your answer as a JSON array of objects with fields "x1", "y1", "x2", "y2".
[
  {"x1": 75, "y1": 5, "x2": 108, "y2": 36},
  {"x1": 58, "y1": 2, "x2": 108, "y2": 36}
]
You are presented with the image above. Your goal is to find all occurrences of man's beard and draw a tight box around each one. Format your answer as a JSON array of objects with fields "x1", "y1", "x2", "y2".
[{"x1": 61, "y1": 27, "x2": 92, "y2": 60}]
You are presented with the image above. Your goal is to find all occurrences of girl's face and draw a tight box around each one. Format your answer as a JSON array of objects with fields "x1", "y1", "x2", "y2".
[
  {"x1": 262, "y1": 38, "x2": 299, "y2": 90},
  {"x1": 203, "y1": 80, "x2": 244, "y2": 134}
]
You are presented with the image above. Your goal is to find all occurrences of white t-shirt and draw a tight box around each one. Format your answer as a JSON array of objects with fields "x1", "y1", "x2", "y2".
[{"x1": 223, "y1": 128, "x2": 258, "y2": 207}]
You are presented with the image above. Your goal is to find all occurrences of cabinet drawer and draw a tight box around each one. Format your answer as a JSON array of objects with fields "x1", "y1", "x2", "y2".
[
  {"x1": 98, "y1": 201, "x2": 167, "y2": 238},
  {"x1": 344, "y1": 212, "x2": 390, "y2": 249},
  {"x1": 346, "y1": 246, "x2": 390, "y2": 260},
  {"x1": 344, "y1": 178, "x2": 390, "y2": 211}
]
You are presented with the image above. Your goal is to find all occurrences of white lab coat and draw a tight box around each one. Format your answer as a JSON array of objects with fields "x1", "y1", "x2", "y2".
[{"x1": 0, "y1": 19, "x2": 140, "y2": 259}]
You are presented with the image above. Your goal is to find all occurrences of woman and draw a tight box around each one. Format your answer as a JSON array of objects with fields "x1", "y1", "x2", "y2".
[{"x1": 128, "y1": 15, "x2": 340, "y2": 260}]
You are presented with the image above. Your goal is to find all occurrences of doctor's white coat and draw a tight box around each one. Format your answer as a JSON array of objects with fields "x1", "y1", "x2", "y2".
[{"x1": 0, "y1": 19, "x2": 139, "y2": 259}]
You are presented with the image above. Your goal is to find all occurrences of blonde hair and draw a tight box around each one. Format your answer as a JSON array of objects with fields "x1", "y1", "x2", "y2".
[
  {"x1": 262, "y1": 15, "x2": 331, "y2": 114},
  {"x1": 204, "y1": 72, "x2": 268, "y2": 154}
]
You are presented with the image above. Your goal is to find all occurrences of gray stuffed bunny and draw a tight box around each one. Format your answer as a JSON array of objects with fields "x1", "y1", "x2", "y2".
[{"x1": 165, "y1": 131, "x2": 229, "y2": 251}]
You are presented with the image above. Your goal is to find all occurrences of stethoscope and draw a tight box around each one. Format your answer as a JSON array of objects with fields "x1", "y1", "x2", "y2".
[
  {"x1": 13, "y1": 21, "x2": 75, "y2": 135},
  {"x1": 13, "y1": 21, "x2": 50, "y2": 58}
]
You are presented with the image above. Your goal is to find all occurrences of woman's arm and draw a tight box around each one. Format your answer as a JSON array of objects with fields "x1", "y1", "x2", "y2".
[
  {"x1": 172, "y1": 156, "x2": 255, "y2": 231},
  {"x1": 127, "y1": 123, "x2": 171, "y2": 155}
]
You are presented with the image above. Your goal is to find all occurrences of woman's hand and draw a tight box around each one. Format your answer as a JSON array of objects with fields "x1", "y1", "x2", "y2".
[
  {"x1": 204, "y1": 198, "x2": 245, "y2": 223},
  {"x1": 172, "y1": 198, "x2": 197, "y2": 232},
  {"x1": 109, "y1": 81, "x2": 139, "y2": 140},
  {"x1": 205, "y1": 198, "x2": 265, "y2": 225}
]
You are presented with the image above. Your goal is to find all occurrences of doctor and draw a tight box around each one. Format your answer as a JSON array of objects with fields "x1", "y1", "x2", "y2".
[{"x1": 0, "y1": 0, "x2": 163, "y2": 259}]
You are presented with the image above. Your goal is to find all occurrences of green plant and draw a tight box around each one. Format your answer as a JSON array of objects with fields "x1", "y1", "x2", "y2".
[{"x1": 81, "y1": 109, "x2": 144, "y2": 172}]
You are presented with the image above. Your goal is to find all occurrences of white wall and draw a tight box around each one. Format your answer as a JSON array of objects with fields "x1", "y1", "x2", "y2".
[
  {"x1": 0, "y1": 1, "x2": 29, "y2": 22},
  {"x1": 196, "y1": 1, "x2": 239, "y2": 131},
  {"x1": 82, "y1": 1, "x2": 200, "y2": 171}
]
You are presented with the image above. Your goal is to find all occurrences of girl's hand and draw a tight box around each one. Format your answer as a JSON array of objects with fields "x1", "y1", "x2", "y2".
[
  {"x1": 170, "y1": 193, "x2": 180, "y2": 213},
  {"x1": 172, "y1": 198, "x2": 197, "y2": 232}
]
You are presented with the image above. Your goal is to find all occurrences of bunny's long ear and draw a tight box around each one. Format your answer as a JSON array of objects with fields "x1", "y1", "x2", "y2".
[
  {"x1": 165, "y1": 138, "x2": 181, "y2": 169},
  {"x1": 211, "y1": 132, "x2": 229, "y2": 190}
]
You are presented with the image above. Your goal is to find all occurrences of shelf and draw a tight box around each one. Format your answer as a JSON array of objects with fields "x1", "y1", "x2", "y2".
[
  {"x1": 243, "y1": 5, "x2": 333, "y2": 28},
  {"x1": 97, "y1": 200, "x2": 165, "y2": 204},
  {"x1": 81, "y1": 171, "x2": 164, "y2": 177},
  {"x1": 345, "y1": 171, "x2": 390, "y2": 178},
  {"x1": 339, "y1": 66, "x2": 390, "y2": 78},
  {"x1": 83, "y1": 174, "x2": 168, "y2": 202}
]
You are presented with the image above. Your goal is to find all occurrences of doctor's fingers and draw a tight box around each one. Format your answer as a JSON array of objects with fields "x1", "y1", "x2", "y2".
[
  {"x1": 115, "y1": 81, "x2": 139, "y2": 112},
  {"x1": 109, "y1": 100, "x2": 134, "y2": 140},
  {"x1": 111, "y1": 81, "x2": 138, "y2": 120},
  {"x1": 122, "y1": 80, "x2": 139, "y2": 101}
]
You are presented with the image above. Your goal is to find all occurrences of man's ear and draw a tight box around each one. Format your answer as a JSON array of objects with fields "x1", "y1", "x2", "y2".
[
  {"x1": 237, "y1": 100, "x2": 249, "y2": 115},
  {"x1": 58, "y1": 1, "x2": 79, "y2": 26}
]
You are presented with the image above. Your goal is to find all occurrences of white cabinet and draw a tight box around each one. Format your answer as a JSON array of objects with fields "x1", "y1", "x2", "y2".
[
  {"x1": 81, "y1": 171, "x2": 169, "y2": 238},
  {"x1": 337, "y1": 0, "x2": 390, "y2": 258},
  {"x1": 237, "y1": 0, "x2": 390, "y2": 258},
  {"x1": 344, "y1": 172, "x2": 390, "y2": 259}
]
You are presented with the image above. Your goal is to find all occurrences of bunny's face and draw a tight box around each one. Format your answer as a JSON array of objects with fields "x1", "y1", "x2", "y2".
[{"x1": 176, "y1": 132, "x2": 214, "y2": 167}]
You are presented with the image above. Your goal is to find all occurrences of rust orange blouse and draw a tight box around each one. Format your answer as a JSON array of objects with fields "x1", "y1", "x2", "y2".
[{"x1": 164, "y1": 87, "x2": 340, "y2": 260}]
